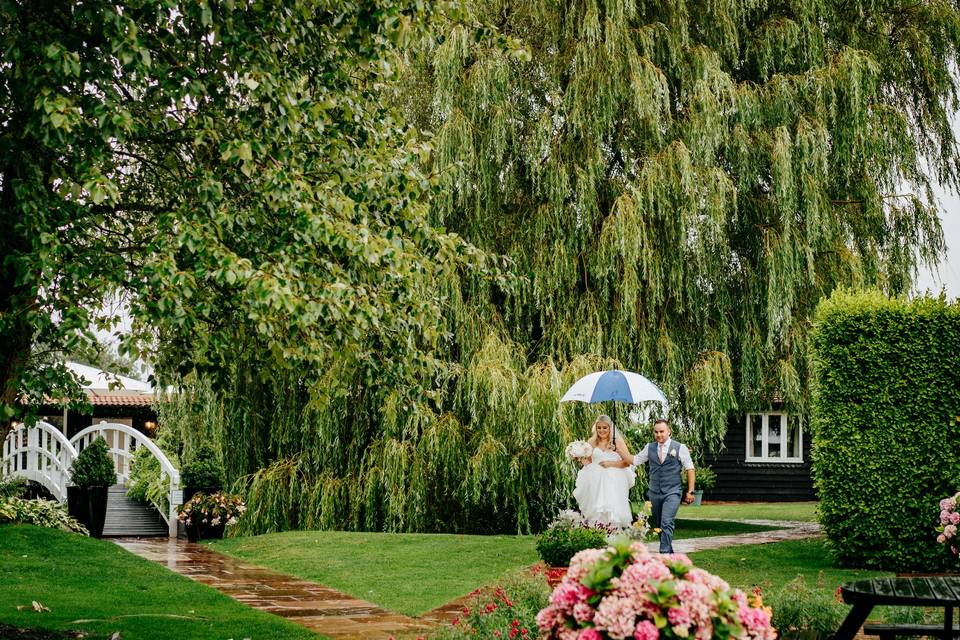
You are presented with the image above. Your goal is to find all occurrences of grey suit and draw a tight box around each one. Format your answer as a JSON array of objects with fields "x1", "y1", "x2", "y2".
[{"x1": 645, "y1": 440, "x2": 684, "y2": 553}]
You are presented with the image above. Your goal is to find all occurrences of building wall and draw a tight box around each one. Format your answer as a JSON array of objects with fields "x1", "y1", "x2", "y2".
[
  {"x1": 39, "y1": 406, "x2": 157, "y2": 439},
  {"x1": 703, "y1": 414, "x2": 816, "y2": 501}
]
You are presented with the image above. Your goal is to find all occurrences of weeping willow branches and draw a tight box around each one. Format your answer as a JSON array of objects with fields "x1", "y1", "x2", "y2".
[{"x1": 159, "y1": 0, "x2": 960, "y2": 535}]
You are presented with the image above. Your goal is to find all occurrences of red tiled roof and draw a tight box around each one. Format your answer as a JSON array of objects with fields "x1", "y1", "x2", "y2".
[{"x1": 85, "y1": 390, "x2": 155, "y2": 407}]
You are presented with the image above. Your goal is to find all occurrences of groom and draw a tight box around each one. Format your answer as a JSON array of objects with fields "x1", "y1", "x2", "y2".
[{"x1": 633, "y1": 419, "x2": 696, "y2": 553}]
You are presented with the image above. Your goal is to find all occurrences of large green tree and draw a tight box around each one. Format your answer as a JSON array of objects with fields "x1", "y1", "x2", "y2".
[
  {"x1": 416, "y1": 0, "x2": 959, "y2": 441},
  {"x1": 0, "y1": 0, "x2": 471, "y2": 442},
  {"x1": 155, "y1": 0, "x2": 960, "y2": 537}
]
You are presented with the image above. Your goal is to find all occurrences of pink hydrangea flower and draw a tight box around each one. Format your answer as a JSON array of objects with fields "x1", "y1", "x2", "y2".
[
  {"x1": 574, "y1": 602, "x2": 596, "y2": 623},
  {"x1": 594, "y1": 595, "x2": 640, "y2": 639},
  {"x1": 634, "y1": 620, "x2": 659, "y2": 640},
  {"x1": 578, "y1": 629, "x2": 602, "y2": 640}
]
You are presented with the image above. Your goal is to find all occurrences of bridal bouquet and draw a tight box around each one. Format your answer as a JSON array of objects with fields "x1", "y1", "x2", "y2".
[
  {"x1": 536, "y1": 542, "x2": 777, "y2": 640},
  {"x1": 565, "y1": 440, "x2": 593, "y2": 461}
]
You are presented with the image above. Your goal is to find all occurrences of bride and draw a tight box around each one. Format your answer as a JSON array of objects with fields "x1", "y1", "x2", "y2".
[{"x1": 573, "y1": 415, "x2": 635, "y2": 528}]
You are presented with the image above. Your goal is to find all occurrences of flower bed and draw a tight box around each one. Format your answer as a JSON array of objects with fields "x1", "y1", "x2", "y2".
[
  {"x1": 536, "y1": 541, "x2": 777, "y2": 640},
  {"x1": 936, "y1": 491, "x2": 960, "y2": 561},
  {"x1": 177, "y1": 491, "x2": 246, "y2": 541}
]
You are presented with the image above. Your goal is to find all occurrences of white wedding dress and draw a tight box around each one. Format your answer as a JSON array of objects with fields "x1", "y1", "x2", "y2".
[{"x1": 573, "y1": 448, "x2": 636, "y2": 528}]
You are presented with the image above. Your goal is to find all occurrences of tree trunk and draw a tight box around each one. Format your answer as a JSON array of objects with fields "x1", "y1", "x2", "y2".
[{"x1": 0, "y1": 160, "x2": 36, "y2": 445}]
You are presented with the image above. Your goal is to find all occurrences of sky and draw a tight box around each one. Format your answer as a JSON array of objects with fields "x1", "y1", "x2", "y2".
[{"x1": 914, "y1": 183, "x2": 960, "y2": 300}]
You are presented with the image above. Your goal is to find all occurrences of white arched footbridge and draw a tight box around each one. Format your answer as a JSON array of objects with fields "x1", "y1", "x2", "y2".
[{"x1": 2, "y1": 420, "x2": 181, "y2": 537}]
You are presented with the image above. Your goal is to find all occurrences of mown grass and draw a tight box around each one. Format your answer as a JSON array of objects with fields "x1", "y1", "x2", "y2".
[
  {"x1": 679, "y1": 501, "x2": 818, "y2": 522},
  {"x1": 211, "y1": 531, "x2": 538, "y2": 616},
  {"x1": 209, "y1": 520, "x2": 777, "y2": 615},
  {"x1": 0, "y1": 525, "x2": 323, "y2": 639}
]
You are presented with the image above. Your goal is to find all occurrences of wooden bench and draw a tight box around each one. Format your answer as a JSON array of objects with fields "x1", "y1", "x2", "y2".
[
  {"x1": 834, "y1": 577, "x2": 960, "y2": 640},
  {"x1": 863, "y1": 623, "x2": 960, "y2": 640}
]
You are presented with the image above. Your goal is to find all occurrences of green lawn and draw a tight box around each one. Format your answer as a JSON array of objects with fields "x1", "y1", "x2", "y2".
[
  {"x1": 679, "y1": 501, "x2": 818, "y2": 522},
  {"x1": 209, "y1": 521, "x2": 778, "y2": 616},
  {"x1": 690, "y1": 538, "x2": 886, "y2": 589},
  {"x1": 689, "y1": 538, "x2": 924, "y2": 627},
  {"x1": 673, "y1": 519, "x2": 779, "y2": 538},
  {"x1": 0, "y1": 525, "x2": 322, "y2": 640},
  {"x1": 210, "y1": 531, "x2": 538, "y2": 616}
]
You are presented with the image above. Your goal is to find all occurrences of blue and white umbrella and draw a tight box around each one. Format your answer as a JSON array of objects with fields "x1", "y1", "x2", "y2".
[{"x1": 560, "y1": 369, "x2": 668, "y2": 408}]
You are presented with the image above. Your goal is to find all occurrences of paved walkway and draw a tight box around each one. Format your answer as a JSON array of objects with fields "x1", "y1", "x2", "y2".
[
  {"x1": 114, "y1": 520, "x2": 821, "y2": 640},
  {"x1": 113, "y1": 537, "x2": 438, "y2": 639}
]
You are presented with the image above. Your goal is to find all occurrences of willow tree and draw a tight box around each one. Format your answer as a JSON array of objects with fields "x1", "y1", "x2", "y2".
[
  {"x1": 154, "y1": 1, "x2": 960, "y2": 537},
  {"x1": 412, "y1": 0, "x2": 959, "y2": 445}
]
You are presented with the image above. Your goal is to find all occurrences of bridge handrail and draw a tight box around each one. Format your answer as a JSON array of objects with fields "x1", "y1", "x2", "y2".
[
  {"x1": 70, "y1": 421, "x2": 181, "y2": 535},
  {"x1": 70, "y1": 421, "x2": 180, "y2": 487},
  {"x1": 2, "y1": 421, "x2": 78, "y2": 501}
]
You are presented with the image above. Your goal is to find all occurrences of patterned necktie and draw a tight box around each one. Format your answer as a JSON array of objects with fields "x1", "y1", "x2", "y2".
[{"x1": 658, "y1": 444, "x2": 665, "y2": 463}]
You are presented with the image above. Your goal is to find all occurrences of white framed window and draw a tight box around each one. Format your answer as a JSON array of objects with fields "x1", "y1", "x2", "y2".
[{"x1": 745, "y1": 412, "x2": 803, "y2": 463}]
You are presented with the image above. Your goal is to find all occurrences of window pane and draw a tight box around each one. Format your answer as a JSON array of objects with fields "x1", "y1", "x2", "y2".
[
  {"x1": 787, "y1": 418, "x2": 801, "y2": 458},
  {"x1": 749, "y1": 415, "x2": 763, "y2": 457},
  {"x1": 767, "y1": 414, "x2": 782, "y2": 458}
]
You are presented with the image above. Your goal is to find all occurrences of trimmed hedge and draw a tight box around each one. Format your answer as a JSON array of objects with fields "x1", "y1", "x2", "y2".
[{"x1": 811, "y1": 289, "x2": 960, "y2": 570}]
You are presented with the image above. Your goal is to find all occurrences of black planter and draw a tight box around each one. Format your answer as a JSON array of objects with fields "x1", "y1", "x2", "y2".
[
  {"x1": 66, "y1": 486, "x2": 108, "y2": 537},
  {"x1": 67, "y1": 486, "x2": 85, "y2": 527},
  {"x1": 86, "y1": 486, "x2": 108, "y2": 538},
  {"x1": 185, "y1": 521, "x2": 225, "y2": 543}
]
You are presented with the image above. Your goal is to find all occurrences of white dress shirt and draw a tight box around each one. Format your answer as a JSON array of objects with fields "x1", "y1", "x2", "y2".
[{"x1": 633, "y1": 438, "x2": 694, "y2": 470}]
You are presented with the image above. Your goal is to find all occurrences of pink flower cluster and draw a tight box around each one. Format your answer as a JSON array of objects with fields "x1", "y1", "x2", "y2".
[
  {"x1": 535, "y1": 543, "x2": 777, "y2": 640},
  {"x1": 936, "y1": 492, "x2": 960, "y2": 557}
]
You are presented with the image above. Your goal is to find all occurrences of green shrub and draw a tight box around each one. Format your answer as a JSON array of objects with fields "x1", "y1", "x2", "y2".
[
  {"x1": 427, "y1": 569, "x2": 549, "y2": 639},
  {"x1": 0, "y1": 496, "x2": 88, "y2": 535},
  {"x1": 127, "y1": 446, "x2": 174, "y2": 513},
  {"x1": 811, "y1": 290, "x2": 960, "y2": 570},
  {"x1": 0, "y1": 476, "x2": 27, "y2": 499},
  {"x1": 70, "y1": 437, "x2": 116, "y2": 487},
  {"x1": 180, "y1": 444, "x2": 223, "y2": 489},
  {"x1": 535, "y1": 525, "x2": 608, "y2": 567},
  {"x1": 696, "y1": 466, "x2": 717, "y2": 491},
  {"x1": 765, "y1": 574, "x2": 845, "y2": 636}
]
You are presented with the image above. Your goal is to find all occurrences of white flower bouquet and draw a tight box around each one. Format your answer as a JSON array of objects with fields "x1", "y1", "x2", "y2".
[{"x1": 565, "y1": 440, "x2": 592, "y2": 461}]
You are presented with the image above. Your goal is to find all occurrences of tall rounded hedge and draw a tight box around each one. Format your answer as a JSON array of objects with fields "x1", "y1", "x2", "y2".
[{"x1": 811, "y1": 289, "x2": 960, "y2": 570}]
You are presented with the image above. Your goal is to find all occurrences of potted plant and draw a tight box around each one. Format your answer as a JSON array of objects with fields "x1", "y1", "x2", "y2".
[
  {"x1": 177, "y1": 490, "x2": 246, "y2": 542},
  {"x1": 67, "y1": 437, "x2": 116, "y2": 537},
  {"x1": 693, "y1": 465, "x2": 717, "y2": 506},
  {"x1": 180, "y1": 444, "x2": 223, "y2": 504},
  {"x1": 536, "y1": 511, "x2": 610, "y2": 586}
]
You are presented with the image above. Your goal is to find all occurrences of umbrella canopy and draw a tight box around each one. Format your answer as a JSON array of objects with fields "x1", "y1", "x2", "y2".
[{"x1": 560, "y1": 369, "x2": 668, "y2": 407}]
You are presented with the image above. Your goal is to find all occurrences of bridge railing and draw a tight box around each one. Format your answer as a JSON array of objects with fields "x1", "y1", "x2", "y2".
[
  {"x1": 71, "y1": 421, "x2": 181, "y2": 537},
  {"x1": 1, "y1": 421, "x2": 77, "y2": 501},
  {"x1": 2, "y1": 420, "x2": 182, "y2": 537}
]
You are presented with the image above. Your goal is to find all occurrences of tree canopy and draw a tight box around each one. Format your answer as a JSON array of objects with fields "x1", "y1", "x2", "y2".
[
  {"x1": 5, "y1": 0, "x2": 960, "y2": 535},
  {"x1": 0, "y1": 0, "x2": 471, "y2": 441},
  {"x1": 414, "y1": 0, "x2": 959, "y2": 445}
]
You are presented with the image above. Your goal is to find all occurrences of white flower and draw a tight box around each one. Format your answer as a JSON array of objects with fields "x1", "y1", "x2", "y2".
[
  {"x1": 565, "y1": 440, "x2": 593, "y2": 461},
  {"x1": 669, "y1": 449, "x2": 678, "y2": 457}
]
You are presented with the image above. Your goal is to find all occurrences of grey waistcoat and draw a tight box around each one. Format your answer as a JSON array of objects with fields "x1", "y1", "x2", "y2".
[{"x1": 647, "y1": 440, "x2": 683, "y2": 495}]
